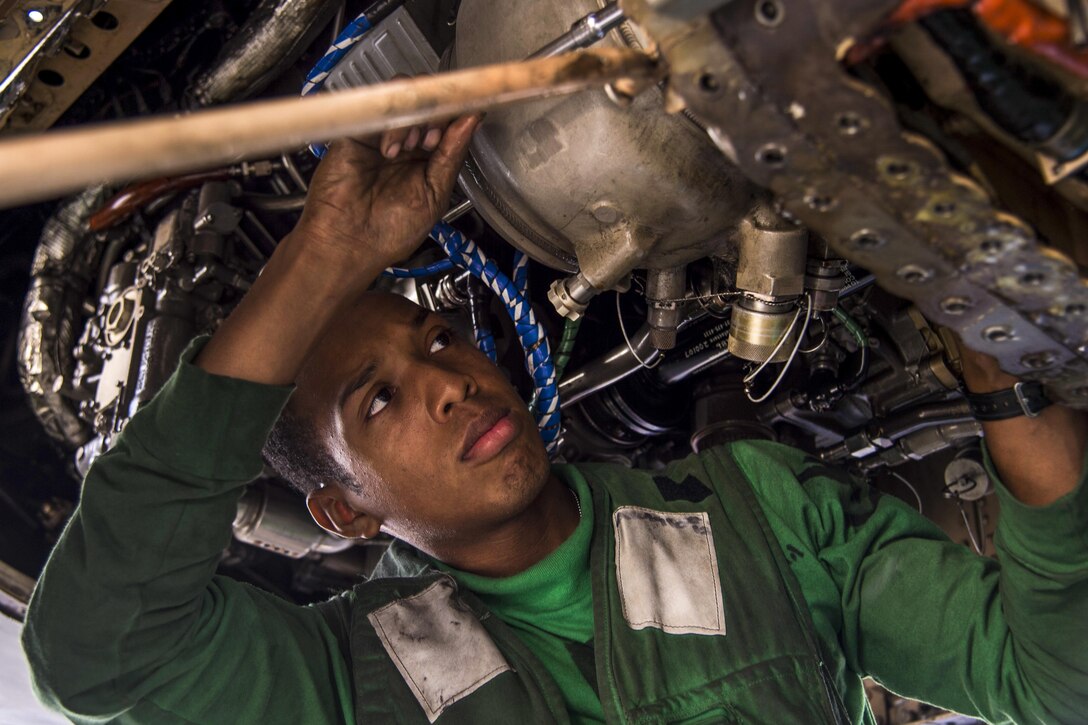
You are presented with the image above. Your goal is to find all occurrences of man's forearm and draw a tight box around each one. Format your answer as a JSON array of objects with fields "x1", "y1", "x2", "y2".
[
  {"x1": 980, "y1": 406, "x2": 1087, "y2": 506},
  {"x1": 960, "y1": 346, "x2": 1087, "y2": 506},
  {"x1": 195, "y1": 231, "x2": 384, "y2": 385}
]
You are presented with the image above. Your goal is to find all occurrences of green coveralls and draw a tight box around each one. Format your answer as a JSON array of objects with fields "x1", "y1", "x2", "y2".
[{"x1": 20, "y1": 343, "x2": 1088, "y2": 724}]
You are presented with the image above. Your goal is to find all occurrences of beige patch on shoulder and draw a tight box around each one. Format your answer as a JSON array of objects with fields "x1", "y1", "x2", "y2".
[{"x1": 368, "y1": 579, "x2": 512, "y2": 722}]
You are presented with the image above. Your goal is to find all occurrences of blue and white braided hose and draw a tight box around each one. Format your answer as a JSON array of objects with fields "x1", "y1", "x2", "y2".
[{"x1": 433, "y1": 222, "x2": 561, "y2": 453}]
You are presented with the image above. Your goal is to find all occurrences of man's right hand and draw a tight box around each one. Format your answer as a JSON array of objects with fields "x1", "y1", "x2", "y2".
[
  {"x1": 294, "y1": 114, "x2": 481, "y2": 280},
  {"x1": 194, "y1": 115, "x2": 480, "y2": 385}
]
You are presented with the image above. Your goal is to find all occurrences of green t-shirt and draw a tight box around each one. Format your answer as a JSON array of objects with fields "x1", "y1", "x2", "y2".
[{"x1": 437, "y1": 472, "x2": 604, "y2": 723}]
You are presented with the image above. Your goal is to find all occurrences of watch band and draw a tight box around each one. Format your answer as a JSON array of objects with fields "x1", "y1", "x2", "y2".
[{"x1": 965, "y1": 381, "x2": 1052, "y2": 421}]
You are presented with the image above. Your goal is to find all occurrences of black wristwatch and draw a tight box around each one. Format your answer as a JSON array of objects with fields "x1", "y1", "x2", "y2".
[{"x1": 964, "y1": 380, "x2": 1052, "y2": 421}]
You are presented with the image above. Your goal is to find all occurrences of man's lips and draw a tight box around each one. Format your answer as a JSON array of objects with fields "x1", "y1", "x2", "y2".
[{"x1": 461, "y1": 407, "x2": 516, "y2": 463}]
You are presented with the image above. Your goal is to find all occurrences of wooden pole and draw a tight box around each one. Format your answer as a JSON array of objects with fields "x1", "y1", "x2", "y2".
[{"x1": 0, "y1": 48, "x2": 659, "y2": 208}]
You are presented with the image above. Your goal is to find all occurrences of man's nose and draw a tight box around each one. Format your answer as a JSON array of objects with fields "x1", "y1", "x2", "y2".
[{"x1": 425, "y1": 364, "x2": 477, "y2": 422}]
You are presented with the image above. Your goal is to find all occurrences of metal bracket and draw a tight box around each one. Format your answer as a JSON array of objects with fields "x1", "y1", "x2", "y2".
[{"x1": 620, "y1": 0, "x2": 1088, "y2": 407}]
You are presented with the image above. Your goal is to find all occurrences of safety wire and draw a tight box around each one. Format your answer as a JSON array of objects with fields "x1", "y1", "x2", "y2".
[
  {"x1": 888, "y1": 470, "x2": 924, "y2": 514},
  {"x1": 744, "y1": 294, "x2": 813, "y2": 404},
  {"x1": 939, "y1": 478, "x2": 984, "y2": 554},
  {"x1": 832, "y1": 306, "x2": 869, "y2": 390},
  {"x1": 616, "y1": 291, "x2": 661, "y2": 370},
  {"x1": 958, "y1": 502, "x2": 985, "y2": 555}
]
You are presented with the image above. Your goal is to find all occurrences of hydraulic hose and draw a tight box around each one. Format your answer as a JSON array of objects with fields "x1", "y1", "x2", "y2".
[
  {"x1": 433, "y1": 222, "x2": 561, "y2": 454},
  {"x1": 554, "y1": 317, "x2": 582, "y2": 380}
]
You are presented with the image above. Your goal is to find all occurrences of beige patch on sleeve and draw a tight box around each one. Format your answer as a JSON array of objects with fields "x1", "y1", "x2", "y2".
[
  {"x1": 368, "y1": 579, "x2": 512, "y2": 722},
  {"x1": 613, "y1": 506, "x2": 727, "y2": 636}
]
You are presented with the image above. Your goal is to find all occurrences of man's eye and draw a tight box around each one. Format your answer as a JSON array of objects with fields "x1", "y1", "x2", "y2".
[
  {"x1": 367, "y1": 387, "x2": 393, "y2": 418},
  {"x1": 429, "y1": 330, "x2": 452, "y2": 354}
]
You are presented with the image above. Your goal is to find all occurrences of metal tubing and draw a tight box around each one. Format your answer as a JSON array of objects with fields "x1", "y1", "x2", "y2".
[
  {"x1": 529, "y1": 2, "x2": 626, "y2": 58},
  {"x1": 0, "y1": 48, "x2": 659, "y2": 208},
  {"x1": 656, "y1": 343, "x2": 732, "y2": 385},
  {"x1": 859, "y1": 420, "x2": 983, "y2": 471},
  {"x1": 558, "y1": 324, "x2": 661, "y2": 406},
  {"x1": 873, "y1": 400, "x2": 974, "y2": 442},
  {"x1": 190, "y1": 0, "x2": 338, "y2": 106}
]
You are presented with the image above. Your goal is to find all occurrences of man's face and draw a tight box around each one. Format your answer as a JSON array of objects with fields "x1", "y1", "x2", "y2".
[{"x1": 295, "y1": 292, "x2": 551, "y2": 551}]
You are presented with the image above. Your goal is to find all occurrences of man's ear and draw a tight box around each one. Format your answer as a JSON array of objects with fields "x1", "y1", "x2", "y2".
[{"x1": 306, "y1": 485, "x2": 383, "y2": 540}]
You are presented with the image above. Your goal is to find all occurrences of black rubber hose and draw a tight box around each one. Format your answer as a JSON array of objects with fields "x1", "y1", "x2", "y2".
[{"x1": 920, "y1": 9, "x2": 1070, "y2": 146}]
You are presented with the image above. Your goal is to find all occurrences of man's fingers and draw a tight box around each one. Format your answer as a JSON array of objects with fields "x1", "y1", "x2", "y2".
[
  {"x1": 380, "y1": 127, "x2": 411, "y2": 158},
  {"x1": 421, "y1": 125, "x2": 443, "y2": 152},
  {"x1": 425, "y1": 115, "x2": 482, "y2": 197}
]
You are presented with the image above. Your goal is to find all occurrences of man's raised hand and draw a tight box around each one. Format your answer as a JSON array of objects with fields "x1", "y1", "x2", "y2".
[
  {"x1": 193, "y1": 116, "x2": 480, "y2": 385},
  {"x1": 294, "y1": 115, "x2": 481, "y2": 275}
]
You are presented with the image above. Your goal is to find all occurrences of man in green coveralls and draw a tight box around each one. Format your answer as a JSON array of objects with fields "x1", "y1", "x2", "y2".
[{"x1": 21, "y1": 117, "x2": 1088, "y2": 724}]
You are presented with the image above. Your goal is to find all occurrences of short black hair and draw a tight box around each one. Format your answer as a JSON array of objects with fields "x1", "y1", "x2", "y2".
[{"x1": 262, "y1": 404, "x2": 358, "y2": 496}]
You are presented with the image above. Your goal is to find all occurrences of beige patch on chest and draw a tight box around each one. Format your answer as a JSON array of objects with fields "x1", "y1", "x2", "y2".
[{"x1": 613, "y1": 506, "x2": 727, "y2": 636}]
